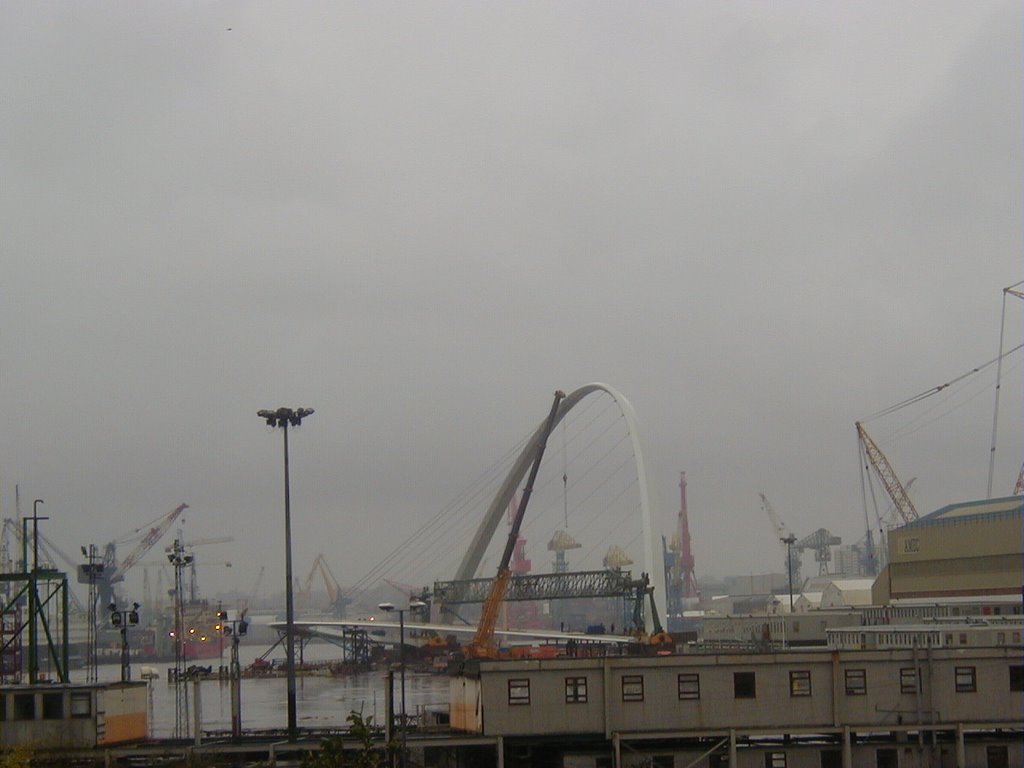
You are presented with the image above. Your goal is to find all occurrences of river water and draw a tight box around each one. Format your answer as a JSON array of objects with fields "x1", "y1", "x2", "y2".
[{"x1": 93, "y1": 641, "x2": 451, "y2": 738}]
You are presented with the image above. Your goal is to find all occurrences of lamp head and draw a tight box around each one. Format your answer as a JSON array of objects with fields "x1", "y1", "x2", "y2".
[{"x1": 377, "y1": 602, "x2": 395, "y2": 613}]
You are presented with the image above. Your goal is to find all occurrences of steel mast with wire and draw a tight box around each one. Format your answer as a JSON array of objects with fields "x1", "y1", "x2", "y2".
[{"x1": 987, "y1": 281, "x2": 1024, "y2": 497}]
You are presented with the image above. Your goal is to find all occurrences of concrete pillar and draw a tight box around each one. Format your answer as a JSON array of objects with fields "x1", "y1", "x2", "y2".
[
  {"x1": 955, "y1": 723, "x2": 966, "y2": 768},
  {"x1": 613, "y1": 732, "x2": 621, "y2": 768},
  {"x1": 497, "y1": 735, "x2": 504, "y2": 768},
  {"x1": 729, "y1": 729, "x2": 737, "y2": 766},
  {"x1": 843, "y1": 726, "x2": 853, "y2": 768}
]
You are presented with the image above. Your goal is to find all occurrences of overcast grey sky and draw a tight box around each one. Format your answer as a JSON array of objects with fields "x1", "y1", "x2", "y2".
[{"x1": 1, "y1": 2, "x2": 1021, "y2": 605}]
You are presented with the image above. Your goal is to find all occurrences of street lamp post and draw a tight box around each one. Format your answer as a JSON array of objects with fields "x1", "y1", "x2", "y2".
[
  {"x1": 216, "y1": 609, "x2": 249, "y2": 739},
  {"x1": 781, "y1": 534, "x2": 797, "y2": 612},
  {"x1": 379, "y1": 599, "x2": 427, "y2": 768},
  {"x1": 257, "y1": 406, "x2": 314, "y2": 742},
  {"x1": 109, "y1": 602, "x2": 140, "y2": 682}
]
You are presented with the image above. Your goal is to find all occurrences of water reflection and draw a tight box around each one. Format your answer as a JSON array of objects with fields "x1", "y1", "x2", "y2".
[{"x1": 94, "y1": 641, "x2": 450, "y2": 737}]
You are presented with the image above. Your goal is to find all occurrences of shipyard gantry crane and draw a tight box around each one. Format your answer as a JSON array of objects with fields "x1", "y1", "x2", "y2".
[
  {"x1": 794, "y1": 528, "x2": 842, "y2": 576},
  {"x1": 301, "y1": 554, "x2": 349, "y2": 617}
]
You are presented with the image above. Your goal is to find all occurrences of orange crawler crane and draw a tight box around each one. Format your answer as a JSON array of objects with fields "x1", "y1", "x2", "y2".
[{"x1": 465, "y1": 390, "x2": 566, "y2": 659}]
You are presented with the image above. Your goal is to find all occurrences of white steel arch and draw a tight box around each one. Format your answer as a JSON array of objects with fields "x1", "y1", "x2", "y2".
[{"x1": 453, "y1": 383, "x2": 665, "y2": 633}]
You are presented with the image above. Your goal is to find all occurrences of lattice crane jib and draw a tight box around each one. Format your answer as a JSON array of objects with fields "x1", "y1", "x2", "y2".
[
  {"x1": 856, "y1": 422, "x2": 918, "y2": 524},
  {"x1": 113, "y1": 503, "x2": 190, "y2": 583}
]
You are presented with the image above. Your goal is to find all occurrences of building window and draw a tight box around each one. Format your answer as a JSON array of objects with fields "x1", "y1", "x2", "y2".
[
  {"x1": 622, "y1": 675, "x2": 645, "y2": 702},
  {"x1": 508, "y1": 679, "x2": 530, "y2": 706},
  {"x1": 678, "y1": 673, "x2": 701, "y2": 700},
  {"x1": 565, "y1": 676, "x2": 588, "y2": 704},
  {"x1": 789, "y1": 670, "x2": 812, "y2": 697},
  {"x1": 13, "y1": 694, "x2": 35, "y2": 721},
  {"x1": 959, "y1": 633, "x2": 967, "y2": 645},
  {"x1": 42, "y1": 692, "x2": 63, "y2": 720},
  {"x1": 764, "y1": 752, "x2": 787, "y2": 767},
  {"x1": 845, "y1": 669, "x2": 867, "y2": 696},
  {"x1": 820, "y1": 749, "x2": 843, "y2": 768},
  {"x1": 955, "y1": 666, "x2": 977, "y2": 693},
  {"x1": 70, "y1": 693, "x2": 91, "y2": 718},
  {"x1": 986, "y1": 745, "x2": 1009, "y2": 768},
  {"x1": 900, "y1": 667, "x2": 920, "y2": 694},
  {"x1": 734, "y1": 671, "x2": 756, "y2": 699},
  {"x1": 876, "y1": 748, "x2": 898, "y2": 768},
  {"x1": 1009, "y1": 665, "x2": 1023, "y2": 692}
]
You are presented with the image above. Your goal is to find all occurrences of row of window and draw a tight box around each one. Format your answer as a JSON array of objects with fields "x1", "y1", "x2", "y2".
[
  {"x1": 523, "y1": 746, "x2": 1011, "y2": 768},
  {"x1": 831, "y1": 630, "x2": 1022, "y2": 649},
  {"x1": 0, "y1": 691, "x2": 92, "y2": 721},
  {"x1": 507, "y1": 665, "x2": 1024, "y2": 705},
  {"x1": 760, "y1": 745, "x2": 1011, "y2": 768}
]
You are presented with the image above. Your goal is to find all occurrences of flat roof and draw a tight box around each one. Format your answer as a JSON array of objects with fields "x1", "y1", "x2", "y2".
[{"x1": 902, "y1": 495, "x2": 1023, "y2": 529}]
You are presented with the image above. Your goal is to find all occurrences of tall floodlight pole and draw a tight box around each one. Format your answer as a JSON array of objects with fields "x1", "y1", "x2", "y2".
[
  {"x1": 167, "y1": 538, "x2": 194, "y2": 738},
  {"x1": 782, "y1": 534, "x2": 797, "y2": 612},
  {"x1": 81, "y1": 545, "x2": 103, "y2": 683},
  {"x1": 258, "y1": 406, "x2": 314, "y2": 743}
]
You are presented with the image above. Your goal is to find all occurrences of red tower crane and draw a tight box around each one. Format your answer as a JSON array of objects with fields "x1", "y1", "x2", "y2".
[
  {"x1": 675, "y1": 472, "x2": 700, "y2": 600},
  {"x1": 506, "y1": 494, "x2": 542, "y2": 629}
]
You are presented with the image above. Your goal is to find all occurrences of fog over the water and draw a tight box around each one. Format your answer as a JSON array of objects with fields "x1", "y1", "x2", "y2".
[{"x1": 1, "y1": 2, "x2": 1020, "y2": 604}]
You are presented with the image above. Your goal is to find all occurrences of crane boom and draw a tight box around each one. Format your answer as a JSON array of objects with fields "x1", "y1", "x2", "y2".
[
  {"x1": 115, "y1": 503, "x2": 189, "y2": 580},
  {"x1": 856, "y1": 423, "x2": 918, "y2": 525},
  {"x1": 182, "y1": 536, "x2": 233, "y2": 548},
  {"x1": 758, "y1": 492, "x2": 790, "y2": 545},
  {"x1": 467, "y1": 390, "x2": 565, "y2": 659}
]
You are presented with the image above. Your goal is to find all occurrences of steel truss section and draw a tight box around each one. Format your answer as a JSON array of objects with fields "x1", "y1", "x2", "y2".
[
  {"x1": 435, "y1": 569, "x2": 637, "y2": 605},
  {"x1": 0, "y1": 569, "x2": 70, "y2": 684}
]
